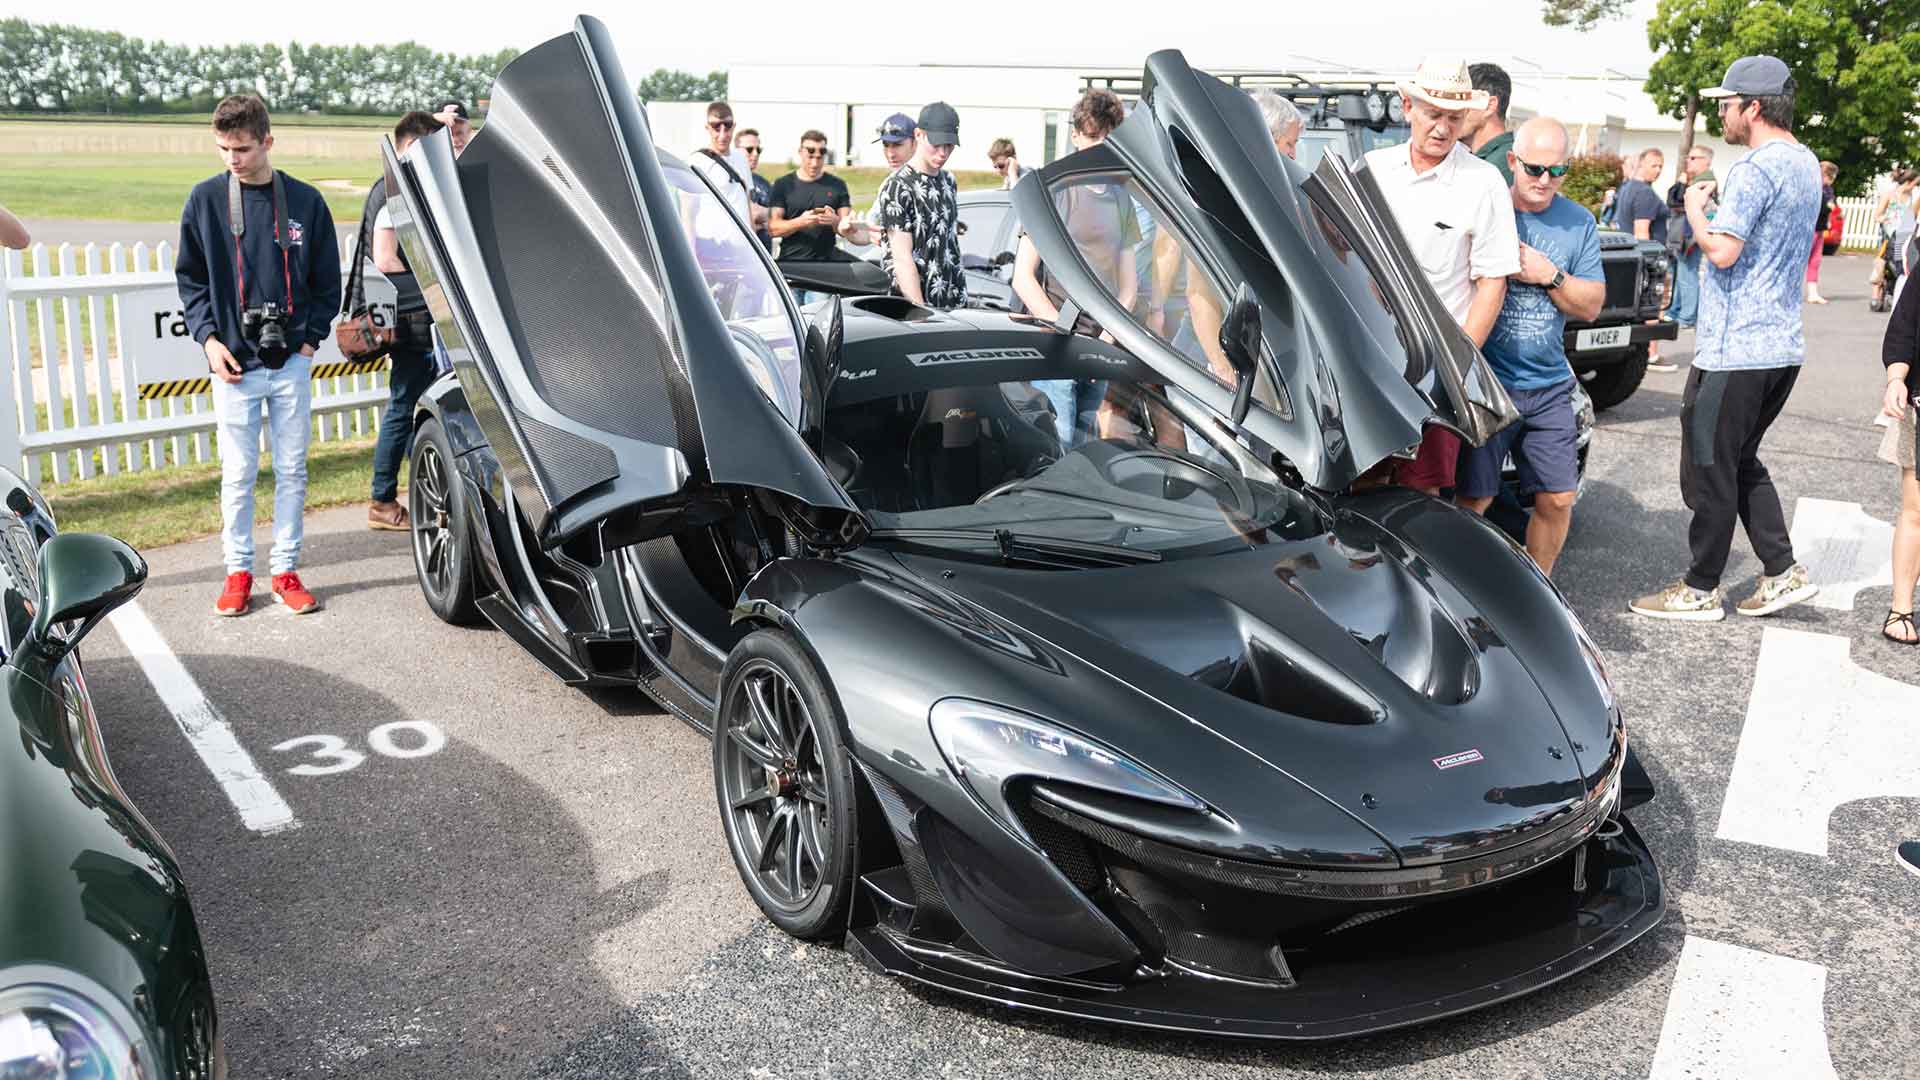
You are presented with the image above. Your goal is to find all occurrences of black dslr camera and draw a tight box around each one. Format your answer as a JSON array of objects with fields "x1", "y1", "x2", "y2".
[{"x1": 241, "y1": 303, "x2": 294, "y2": 368}]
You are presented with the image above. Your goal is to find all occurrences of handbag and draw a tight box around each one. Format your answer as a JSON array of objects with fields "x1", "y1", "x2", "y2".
[
  {"x1": 333, "y1": 217, "x2": 394, "y2": 360},
  {"x1": 1822, "y1": 204, "x2": 1845, "y2": 257}
]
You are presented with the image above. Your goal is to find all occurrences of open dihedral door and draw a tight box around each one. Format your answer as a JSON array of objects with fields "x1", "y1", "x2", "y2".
[
  {"x1": 1015, "y1": 49, "x2": 1517, "y2": 491},
  {"x1": 383, "y1": 16, "x2": 853, "y2": 550}
]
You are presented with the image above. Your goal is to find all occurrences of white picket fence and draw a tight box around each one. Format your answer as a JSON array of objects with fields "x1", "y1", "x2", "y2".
[
  {"x1": 1836, "y1": 196, "x2": 1882, "y2": 251},
  {"x1": 0, "y1": 234, "x2": 389, "y2": 488}
]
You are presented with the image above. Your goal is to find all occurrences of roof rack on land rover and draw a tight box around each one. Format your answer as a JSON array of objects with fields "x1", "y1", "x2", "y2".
[{"x1": 1077, "y1": 70, "x2": 1407, "y2": 130}]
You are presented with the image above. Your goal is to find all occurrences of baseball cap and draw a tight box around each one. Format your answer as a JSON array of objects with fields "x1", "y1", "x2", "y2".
[
  {"x1": 874, "y1": 112, "x2": 914, "y2": 145},
  {"x1": 433, "y1": 99, "x2": 470, "y2": 120},
  {"x1": 917, "y1": 102, "x2": 960, "y2": 146},
  {"x1": 1698, "y1": 56, "x2": 1792, "y2": 99}
]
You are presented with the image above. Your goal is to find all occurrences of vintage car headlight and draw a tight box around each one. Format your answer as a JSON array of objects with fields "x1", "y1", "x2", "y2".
[
  {"x1": 1366, "y1": 91, "x2": 1389, "y2": 123},
  {"x1": 929, "y1": 699, "x2": 1204, "y2": 837},
  {"x1": 0, "y1": 970, "x2": 149, "y2": 1079}
]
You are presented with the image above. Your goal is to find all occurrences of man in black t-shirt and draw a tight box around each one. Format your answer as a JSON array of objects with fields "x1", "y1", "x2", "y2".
[
  {"x1": 769, "y1": 129, "x2": 852, "y2": 262},
  {"x1": 735, "y1": 128, "x2": 774, "y2": 250}
]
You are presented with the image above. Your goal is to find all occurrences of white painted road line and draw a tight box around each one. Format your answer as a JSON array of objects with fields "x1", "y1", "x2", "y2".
[
  {"x1": 107, "y1": 601, "x2": 299, "y2": 834},
  {"x1": 1648, "y1": 936, "x2": 1838, "y2": 1080},
  {"x1": 1789, "y1": 497, "x2": 1892, "y2": 612},
  {"x1": 1717, "y1": 627, "x2": 1920, "y2": 857}
]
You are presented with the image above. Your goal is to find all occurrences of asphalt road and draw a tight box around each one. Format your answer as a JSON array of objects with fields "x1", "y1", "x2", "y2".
[{"x1": 81, "y1": 255, "x2": 1919, "y2": 1079}]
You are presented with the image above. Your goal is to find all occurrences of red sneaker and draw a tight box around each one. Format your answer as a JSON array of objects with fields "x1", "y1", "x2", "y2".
[
  {"x1": 215, "y1": 572, "x2": 253, "y2": 616},
  {"x1": 271, "y1": 572, "x2": 320, "y2": 614}
]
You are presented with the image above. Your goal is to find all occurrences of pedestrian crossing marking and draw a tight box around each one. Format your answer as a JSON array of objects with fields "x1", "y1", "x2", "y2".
[
  {"x1": 1788, "y1": 498, "x2": 1893, "y2": 612},
  {"x1": 1649, "y1": 937, "x2": 1837, "y2": 1080},
  {"x1": 1718, "y1": 627, "x2": 1920, "y2": 857}
]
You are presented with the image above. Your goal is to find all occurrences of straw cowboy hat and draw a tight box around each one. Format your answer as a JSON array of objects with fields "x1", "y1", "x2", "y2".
[{"x1": 1397, "y1": 56, "x2": 1490, "y2": 112}]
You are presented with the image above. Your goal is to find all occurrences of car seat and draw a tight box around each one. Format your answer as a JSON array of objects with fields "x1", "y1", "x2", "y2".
[{"x1": 906, "y1": 384, "x2": 1064, "y2": 508}]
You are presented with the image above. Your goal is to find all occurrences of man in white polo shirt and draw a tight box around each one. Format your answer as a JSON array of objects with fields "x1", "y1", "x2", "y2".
[{"x1": 1364, "y1": 56, "x2": 1520, "y2": 494}]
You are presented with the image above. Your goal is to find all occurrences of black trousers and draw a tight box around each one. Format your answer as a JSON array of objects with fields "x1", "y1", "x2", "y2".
[{"x1": 1679, "y1": 365, "x2": 1800, "y2": 591}]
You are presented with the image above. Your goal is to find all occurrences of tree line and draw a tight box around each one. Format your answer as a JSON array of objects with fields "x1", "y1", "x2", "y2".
[
  {"x1": 1539, "y1": 0, "x2": 1920, "y2": 193},
  {"x1": 0, "y1": 19, "x2": 517, "y2": 115}
]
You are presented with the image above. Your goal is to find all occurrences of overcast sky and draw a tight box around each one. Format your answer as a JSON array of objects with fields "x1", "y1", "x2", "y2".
[{"x1": 3, "y1": 0, "x2": 1668, "y2": 79}]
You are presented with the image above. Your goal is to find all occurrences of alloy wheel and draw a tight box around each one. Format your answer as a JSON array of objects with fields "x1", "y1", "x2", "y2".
[
  {"x1": 411, "y1": 439, "x2": 455, "y2": 600},
  {"x1": 718, "y1": 659, "x2": 833, "y2": 912}
]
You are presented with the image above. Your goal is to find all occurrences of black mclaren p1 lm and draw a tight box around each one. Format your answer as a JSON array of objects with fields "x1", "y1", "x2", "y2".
[{"x1": 382, "y1": 18, "x2": 1663, "y2": 1040}]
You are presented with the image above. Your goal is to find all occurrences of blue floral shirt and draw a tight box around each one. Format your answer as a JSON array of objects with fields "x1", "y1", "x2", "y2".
[{"x1": 1694, "y1": 140, "x2": 1821, "y2": 371}]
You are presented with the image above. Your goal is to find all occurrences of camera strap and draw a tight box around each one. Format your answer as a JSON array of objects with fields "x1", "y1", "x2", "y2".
[{"x1": 228, "y1": 170, "x2": 294, "y2": 322}]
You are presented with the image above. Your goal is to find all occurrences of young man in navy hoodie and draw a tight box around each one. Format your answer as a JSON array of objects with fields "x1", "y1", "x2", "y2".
[{"x1": 175, "y1": 94, "x2": 340, "y2": 616}]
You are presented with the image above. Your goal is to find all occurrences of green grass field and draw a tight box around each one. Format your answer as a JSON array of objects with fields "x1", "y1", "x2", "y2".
[
  {"x1": 0, "y1": 111, "x2": 399, "y2": 128},
  {"x1": 0, "y1": 119, "x2": 998, "y2": 223},
  {"x1": 0, "y1": 150, "x2": 381, "y2": 223},
  {"x1": 44, "y1": 435, "x2": 382, "y2": 549}
]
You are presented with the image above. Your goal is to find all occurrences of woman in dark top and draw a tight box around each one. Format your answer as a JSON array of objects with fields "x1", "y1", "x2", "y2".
[{"x1": 1879, "y1": 276, "x2": 1920, "y2": 642}]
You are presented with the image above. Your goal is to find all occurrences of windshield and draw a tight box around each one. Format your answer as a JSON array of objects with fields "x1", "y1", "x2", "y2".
[
  {"x1": 826, "y1": 362, "x2": 1323, "y2": 562},
  {"x1": 661, "y1": 155, "x2": 805, "y2": 424}
]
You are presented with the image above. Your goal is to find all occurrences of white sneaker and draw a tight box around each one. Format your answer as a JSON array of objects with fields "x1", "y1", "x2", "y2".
[{"x1": 1736, "y1": 563, "x2": 1818, "y2": 617}]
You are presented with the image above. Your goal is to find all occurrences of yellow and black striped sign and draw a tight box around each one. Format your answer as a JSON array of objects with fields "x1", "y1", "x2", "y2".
[
  {"x1": 137, "y1": 357, "x2": 392, "y2": 400},
  {"x1": 311, "y1": 357, "x2": 390, "y2": 380},
  {"x1": 138, "y1": 377, "x2": 214, "y2": 400}
]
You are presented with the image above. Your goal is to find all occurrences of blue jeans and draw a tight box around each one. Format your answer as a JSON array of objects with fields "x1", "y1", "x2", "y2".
[
  {"x1": 1038, "y1": 379, "x2": 1106, "y2": 446},
  {"x1": 1669, "y1": 248, "x2": 1702, "y2": 328},
  {"x1": 211, "y1": 353, "x2": 313, "y2": 574},
  {"x1": 371, "y1": 346, "x2": 437, "y2": 503}
]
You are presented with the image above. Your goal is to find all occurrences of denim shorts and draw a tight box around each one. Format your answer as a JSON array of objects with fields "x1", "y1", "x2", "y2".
[{"x1": 1457, "y1": 378, "x2": 1580, "y2": 498}]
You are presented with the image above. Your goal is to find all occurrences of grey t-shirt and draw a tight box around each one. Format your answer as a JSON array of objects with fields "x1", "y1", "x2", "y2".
[
  {"x1": 1694, "y1": 140, "x2": 1822, "y2": 371},
  {"x1": 1617, "y1": 179, "x2": 1669, "y2": 244}
]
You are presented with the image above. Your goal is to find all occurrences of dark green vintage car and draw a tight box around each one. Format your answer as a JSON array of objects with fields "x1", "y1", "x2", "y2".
[{"x1": 0, "y1": 467, "x2": 223, "y2": 1079}]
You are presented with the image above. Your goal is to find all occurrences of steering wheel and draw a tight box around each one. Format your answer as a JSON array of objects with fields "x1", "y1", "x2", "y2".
[{"x1": 1096, "y1": 446, "x2": 1240, "y2": 504}]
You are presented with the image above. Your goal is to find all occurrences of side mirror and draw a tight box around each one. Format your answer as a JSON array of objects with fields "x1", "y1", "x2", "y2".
[
  {"x1": 1218, "y1": 282, "x2": 1262, "y2": 426},
  {"x1": 25, "y1": 533, "x2": 147, "y2": 666}
]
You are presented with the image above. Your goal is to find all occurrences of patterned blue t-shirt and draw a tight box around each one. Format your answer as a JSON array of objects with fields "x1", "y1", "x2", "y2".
[
  {"x1": 1694, "y1": 140, "x2": 1821, "y2": 371},
  {"x1": 1483, "y1": 194, "x2": 1604, "y2": 390}
]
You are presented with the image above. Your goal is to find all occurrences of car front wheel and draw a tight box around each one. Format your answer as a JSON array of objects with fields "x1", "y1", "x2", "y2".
[
  {"x1": 409, "y1": 416, "x2": 481, "y2": 625},
  {"x1": 1579, "y1": 340, "x2": 1651, "y2": 411},
  {"x1": 714, "y1": 629, "x2": 859, "y2": 941}
]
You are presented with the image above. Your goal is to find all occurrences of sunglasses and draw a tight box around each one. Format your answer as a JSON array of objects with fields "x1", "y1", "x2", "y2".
[
  {"x1": 1513, "y1": 156, "x2": 1569, "y2": 179},
  {"x1": 708, "y1": 120, "x2": 735, "y2": 131},
  {"x1": 991, "y1": 160, "x2": 1008, "y2": 172},
  {"x1": 739, "y1": 144, "x2": 761, "y2": 154},
  {"x1": 800, "y1": 146, "x2": 826, "y2": 157}
]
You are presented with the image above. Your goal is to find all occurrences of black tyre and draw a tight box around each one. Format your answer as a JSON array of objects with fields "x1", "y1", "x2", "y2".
[
  {"x1": 409, "y1": 417, "x2": 482, "y2": 626},
  {"x1": 713, "y1": 629, "x2": 859, "y2": 941},
  {"x1": 1581, "y1": 341, "x2": 1650, "y2": 411}
]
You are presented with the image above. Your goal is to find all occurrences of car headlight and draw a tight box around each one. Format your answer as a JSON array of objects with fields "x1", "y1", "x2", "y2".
[
  {"x1": 1366, "y1": 91, "x2": 1389, "y2": 123},
  {"x1": 0, "y1": 970, "x2": 149, "y2": 1079},
  {"x1": 928, "y1": 699, "x2": 1204, "y2": 838}
]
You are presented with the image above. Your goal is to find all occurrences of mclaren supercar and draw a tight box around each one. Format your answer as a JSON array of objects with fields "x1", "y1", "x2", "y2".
[{"x1": 382, "y1": 17, "x2": 1663, "y2": 1040}]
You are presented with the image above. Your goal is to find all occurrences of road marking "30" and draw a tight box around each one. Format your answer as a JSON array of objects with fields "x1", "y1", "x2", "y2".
[{"x1": 271, "y1": 721, "x2": 448, "y2": 776}]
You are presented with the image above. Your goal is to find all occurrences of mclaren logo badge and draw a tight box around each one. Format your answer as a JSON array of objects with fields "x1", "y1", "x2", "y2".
[
  {"x1": 1432, "y1": 749, "x2": 1485, "y2": 770},
  {"x1": 906, "y1": 347, "x2": 1045, "y2": 367}
]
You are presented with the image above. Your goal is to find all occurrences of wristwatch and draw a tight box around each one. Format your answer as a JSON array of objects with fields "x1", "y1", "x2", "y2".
[{"x1": 1546, "y1": 268, "x2": 1566, "y2": 291}]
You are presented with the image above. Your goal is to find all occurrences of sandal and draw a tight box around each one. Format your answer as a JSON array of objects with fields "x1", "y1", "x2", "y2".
[{"x1": 1883, "y1": 609, "x2": 1919, "y2": 645}]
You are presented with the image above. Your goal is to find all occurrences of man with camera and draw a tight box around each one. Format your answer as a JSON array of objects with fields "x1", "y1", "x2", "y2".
[{"x1": 175, "y1": 94, "x2": 340, "y2": 616}]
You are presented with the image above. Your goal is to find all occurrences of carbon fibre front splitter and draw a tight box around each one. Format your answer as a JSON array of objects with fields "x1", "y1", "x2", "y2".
[{"x1": 846, "y1": 818, "x2": 1664, "y2": 1041}]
